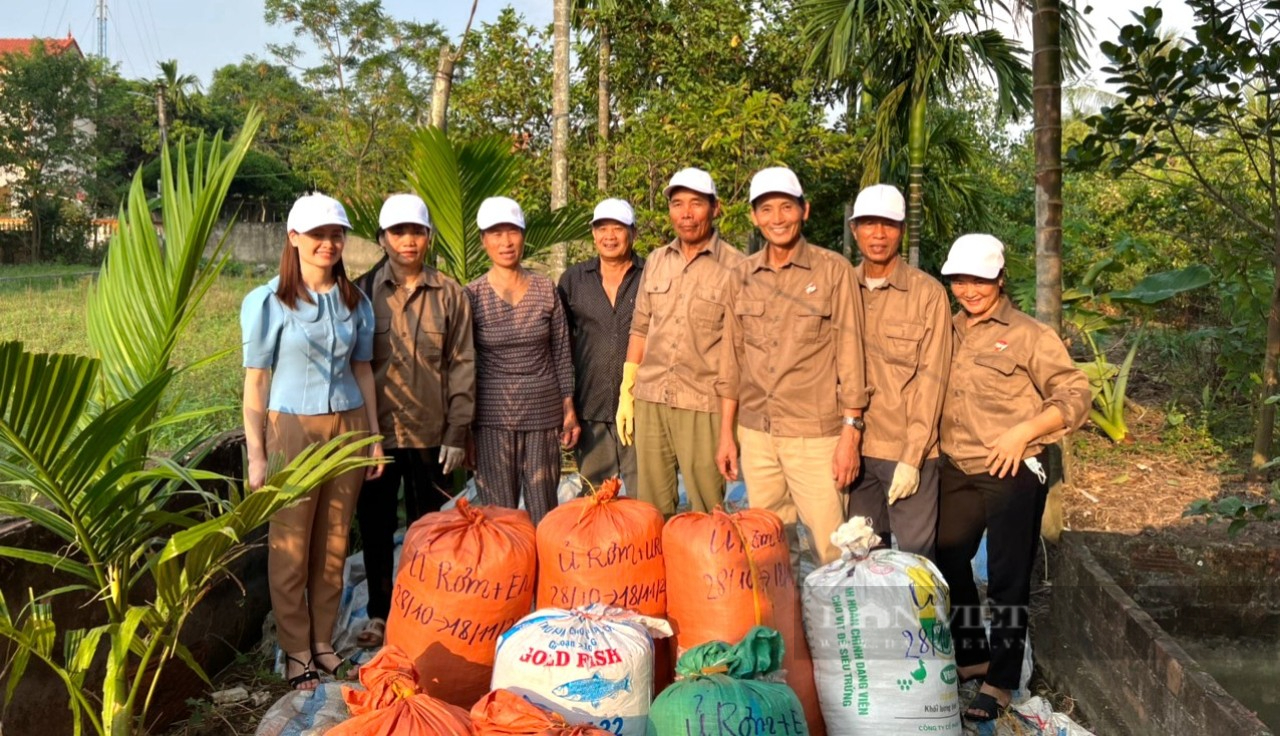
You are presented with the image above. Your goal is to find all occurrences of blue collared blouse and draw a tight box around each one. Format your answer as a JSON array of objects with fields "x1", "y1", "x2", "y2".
[{"x1": 241, "y1": 276, "x2": 375, "y2": 415}]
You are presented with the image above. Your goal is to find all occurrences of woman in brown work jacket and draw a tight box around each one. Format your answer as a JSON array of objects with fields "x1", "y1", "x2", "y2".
[{"x1": 933, "y1": 234, "x2": 1091, "y2": 722}]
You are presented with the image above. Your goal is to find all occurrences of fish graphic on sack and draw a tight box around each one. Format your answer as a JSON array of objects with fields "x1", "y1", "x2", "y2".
[{"x1": 553, "y1": 672, "x2": 633, "y2": 708}]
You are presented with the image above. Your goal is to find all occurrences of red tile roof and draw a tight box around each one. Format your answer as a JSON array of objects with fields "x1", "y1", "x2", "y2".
[{"x1": 0, "y1": 35, "x2": 83, "y2": 60}]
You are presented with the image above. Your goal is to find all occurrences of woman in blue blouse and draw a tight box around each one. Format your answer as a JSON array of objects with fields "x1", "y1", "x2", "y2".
[{"x1": 240, "y1": 193, "x2": 384, "y2": 690}]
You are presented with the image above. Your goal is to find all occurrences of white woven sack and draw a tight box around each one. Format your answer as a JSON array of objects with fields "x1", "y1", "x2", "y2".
[
  {"x1": 491, "y1": 604, "x2": 671, "y2": 736},
  {"x1": 803, "y1": 518, "x2": 963, "y2": 735}
]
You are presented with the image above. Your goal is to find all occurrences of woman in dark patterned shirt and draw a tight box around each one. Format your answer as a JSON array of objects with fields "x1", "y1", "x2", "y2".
[{"x1": 465, "y1": 197, "x2": 579, "y2": 525}]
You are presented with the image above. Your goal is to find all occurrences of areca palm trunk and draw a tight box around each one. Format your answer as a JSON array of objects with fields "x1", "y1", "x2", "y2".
[
  {"x1": 430, "y1": 45, "x2": 455, "y2": 130},
  {"x1": 906, "y1": 88, "x2": 927, "y2": 267},
  {"x1": 550, "y1": 0, "x2": 571, "y2": 279},
  {"x1": 1033, "y1": 0, "x2": 1067, "y2": 540},
  {"x1": 597, "y1": 25, "x2": 610, "y2": 192},
  {"x1": 1034, "y1": 0, "x2": 1063, "y2": 334}
]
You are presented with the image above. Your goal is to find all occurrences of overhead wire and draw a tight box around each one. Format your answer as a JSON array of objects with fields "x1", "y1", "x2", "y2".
[
  {"x1": 51, "y1": 0, "x2": 72, "y2": 40},
  {"x1": 122, "y1": 0, "x2": 157, "y2": 75}
]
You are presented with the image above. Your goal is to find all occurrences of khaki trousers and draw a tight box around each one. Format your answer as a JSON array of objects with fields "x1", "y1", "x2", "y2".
[
  {"x1": 634, "y1": 399, "x2": 724, "y2": 516},
  {"x1": 266, "y1": 407, "x2": 368, "y2": 653},
  {"x1": 739, "y1": 426, "x2": 845, "y2": 566}
]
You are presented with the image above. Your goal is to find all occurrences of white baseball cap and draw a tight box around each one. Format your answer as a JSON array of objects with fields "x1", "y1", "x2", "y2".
[
  {"x1": 663, "y1": 167, "x2": 717, "y2": 199},
  {"x1": 379, "y1": 193, "x2": 432, "y2": 231},
  {"x1": 850, "y1": 184, "x2": 906, "y2": 222},
  {"x1": 591, "y1": 198, "x2": 635, "y2": 227},
  {"x1": 287, "y1": 193, "x2": 351, "y2": 233},
  {"x1": 941, "y1": 234, "x2": 1006, "y2": 279},
  {"x1": 749, "y1": 166, "x2": 804, "y2": 203},
  {"x1": 476, "y1": 196, "x2": 526, "y2": 231}
]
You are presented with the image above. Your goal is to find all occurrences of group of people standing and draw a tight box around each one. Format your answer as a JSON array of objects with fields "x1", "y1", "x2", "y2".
[{"x1": 240, "y1": 164, "x2": 1091, "y2": 723}]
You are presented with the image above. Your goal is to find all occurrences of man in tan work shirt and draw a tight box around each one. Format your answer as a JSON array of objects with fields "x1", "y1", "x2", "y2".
[
  {"x1": 354, "y1": 193, "x2": 475, "y2": 647},
  {"x1": 714, "y1": 167, "x2": 868, "y2": 566},
  {"x1": 616, "y1": 167, "x2": 745, "y2": 515},
  {"x1": 845, "y1": 184, "x2": 952, "y2": 558}
]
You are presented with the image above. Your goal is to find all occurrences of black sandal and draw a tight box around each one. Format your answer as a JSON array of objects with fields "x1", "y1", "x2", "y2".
[
  {"x1": 964, "y1": 691, "x2": 1008, "y2": 722},
  {"x1": 284, "y1": 654, "x2": 320, "y2": 690},
  {"x1": 312, "y1": 648, "x2": 356, "y2": 680}
]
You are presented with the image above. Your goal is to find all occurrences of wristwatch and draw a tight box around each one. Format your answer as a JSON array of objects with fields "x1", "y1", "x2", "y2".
[{"x1": 842, "y1": 416, "x2": 866, "y2": 431}]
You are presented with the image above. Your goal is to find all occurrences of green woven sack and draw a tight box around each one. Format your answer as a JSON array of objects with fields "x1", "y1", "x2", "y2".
[{"x1": 648, "y1": 626, "x2": 810, "y2": 736}]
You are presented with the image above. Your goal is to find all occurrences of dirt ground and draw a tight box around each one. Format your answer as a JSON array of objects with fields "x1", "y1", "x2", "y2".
[
  {"x1": 1066, "y1": 399, "x2": 1277, "y2": 545},
  {"x1": 157, "y1": 399, "x2": 1277, "y2": 735}
]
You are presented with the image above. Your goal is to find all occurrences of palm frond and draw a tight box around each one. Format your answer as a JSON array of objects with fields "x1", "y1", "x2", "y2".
[
  {"x1": 938, "y1": 28, "x2": 1032, "y2": 116},
  {"x1": 86, "y1": 111, "x2": 263, "y2": 460}
]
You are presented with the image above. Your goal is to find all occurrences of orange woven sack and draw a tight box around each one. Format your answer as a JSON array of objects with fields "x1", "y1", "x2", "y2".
[
  {"x1": 536, "y1": 477, "x2": 672, "y2": 691},
  {"x1": 385, "y1": 498, "x2": 537, "y2": 707},
  {"x1": 328, "y1": 645, "x2": 473, "y2": 736},
  {"x1": 470, "y1": 690, "x2": 612, "y2": 736},
  {"x1": 663, "y1": 507, "x2": 826, "y2": 736},
  {"x1": 536, "y1": 477, "x2": 666, "y2": 615}
]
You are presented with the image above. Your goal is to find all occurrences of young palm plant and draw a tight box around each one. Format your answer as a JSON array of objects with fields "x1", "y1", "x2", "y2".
[
  {"x1": 0, "y1": 111, "x2": 380, "y2": 736},
  {"x1": 347, "y1": 127, "x2": 592, "y2": 284}
]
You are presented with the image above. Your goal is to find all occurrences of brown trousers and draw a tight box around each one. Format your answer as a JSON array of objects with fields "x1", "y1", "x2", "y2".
[{"x1": 266, "y1": 407, "x2": 368, "y2": 653}]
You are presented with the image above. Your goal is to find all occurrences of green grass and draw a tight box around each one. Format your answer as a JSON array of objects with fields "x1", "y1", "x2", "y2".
[
  {"x1": 0, "y1": 269, "x2": 260, "y2": 452},
  {"x1": 0, "y1": 264, "x2": 100, "y2": 294}
]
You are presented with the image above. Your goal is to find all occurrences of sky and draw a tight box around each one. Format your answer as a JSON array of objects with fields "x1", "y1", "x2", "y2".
[{"x1": 1, "y1": 0, "x2": 1194, "y2": 86}]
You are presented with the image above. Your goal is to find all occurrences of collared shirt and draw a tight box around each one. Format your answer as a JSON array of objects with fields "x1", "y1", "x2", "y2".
[
  {"x1": 941, "y1": 296, "x2": 1092, "y2": 475},
  {"x1": 466, "y1": 273, "x2": 574, "y2": 430},
  {"x1": 856, "y1": 260, "x2": 952, "y2": 466},
  {"x1": 558, "y1": 253, "x2": 645, "y2": 423},
  {"x1": 630, "y1": 233, "x2": 745, "y2": 413},
  {"x1": 716, "y1": 238, "x2": 869, "y2": 437},
  {"x1": 240, "y1": 276, "x2": 374, "y2": 415},
  {"x1": 357, "y1": 260, "x2": 475, "y2": 450}
]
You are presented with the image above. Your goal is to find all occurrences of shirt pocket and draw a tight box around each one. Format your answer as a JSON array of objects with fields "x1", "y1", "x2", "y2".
[
  {"x1": 691, "y1": 286, "x2": 725, "y2": 328},
  {"x1": 734, "y1": 299, "x2": 767, "y2": 348},
  {"x1": 373, "y1": 317, "x2": 393, "y2": 362},
  {"x1": 796, "y1": 297, "x2": 832, "y2": 342},
  {"x1": 419, "y1": 311, "x2": 447, "y2": 360},
  {"x1": 644, "y1": 277, "x2": 673, "y2": 315},
  {"x1": 882, "y1": 321, "x2": 926, "y2": 367},
  {"x1": 971, "y1": 352, "x2": 1023, "y2": 407}
]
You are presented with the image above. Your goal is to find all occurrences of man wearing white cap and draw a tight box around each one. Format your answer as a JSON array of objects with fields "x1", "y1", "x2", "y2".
[
  {"x1": 714, "y1": 166, "x2": 868, "y2": 566},
  {"x1": 844, "y1": 183, "x2": 952, "y2": 558},
  {"x1": 353, "y1": 193, "x2": 475, "y2": 648},
  {"x1": 619, "y1": 167, "x2": 745, "y2": 515},
  {"x1": 558, "y1": 199, "x2": 644, "y2": 493}
]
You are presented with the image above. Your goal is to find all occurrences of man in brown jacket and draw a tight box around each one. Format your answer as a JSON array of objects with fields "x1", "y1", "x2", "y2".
[
  {"x1": 354, "y1": 194, "x2": 475, "y2": 647},
  {"x1": 845, "y1": 184, "x2": 952, "y2": 558},
  {"x1": 715, "y1": 167, "x2": 868, "y2": 566},
  {"x1": 617, "y1": 168, "x2": 744, "y2": 515}
]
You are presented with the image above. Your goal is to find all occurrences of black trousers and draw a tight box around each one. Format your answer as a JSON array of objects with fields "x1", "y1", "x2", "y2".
[
  {"x1": 935, "y1": 456, "x2": 1047, "y2": 691},
  {"x1": 846, "y1": 456, "x2": 941, "y2": 559},
  {"x1": 356, "y1": 447, "x2": 450, "y2": 620}
]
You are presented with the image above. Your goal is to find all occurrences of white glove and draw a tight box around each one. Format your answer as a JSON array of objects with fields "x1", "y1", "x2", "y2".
[
  {"x1": 886, "y1": 462, "x2": 921, "y2": 506},
  {"x1": 439, "y1": 445, "x2": 465, "y2": 475}
]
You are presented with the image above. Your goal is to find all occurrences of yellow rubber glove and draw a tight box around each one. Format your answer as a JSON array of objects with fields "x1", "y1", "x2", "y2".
[{"x1": 616, "y1": 361, "x2": 639, "y2": 446}]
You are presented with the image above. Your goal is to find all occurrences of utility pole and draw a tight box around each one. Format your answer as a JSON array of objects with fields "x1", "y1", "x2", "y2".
[{"x1": 155, "y1": 83, "x2": 168, "y2": 151}]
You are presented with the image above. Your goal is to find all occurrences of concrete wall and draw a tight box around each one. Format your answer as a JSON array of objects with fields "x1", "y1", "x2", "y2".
[
  {"x1": 1036, "y1": 533, "x2": 1274, "y2": 736},
  {"x1": 207, "y1": 221, "x2": 383, "y2": 273}
]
